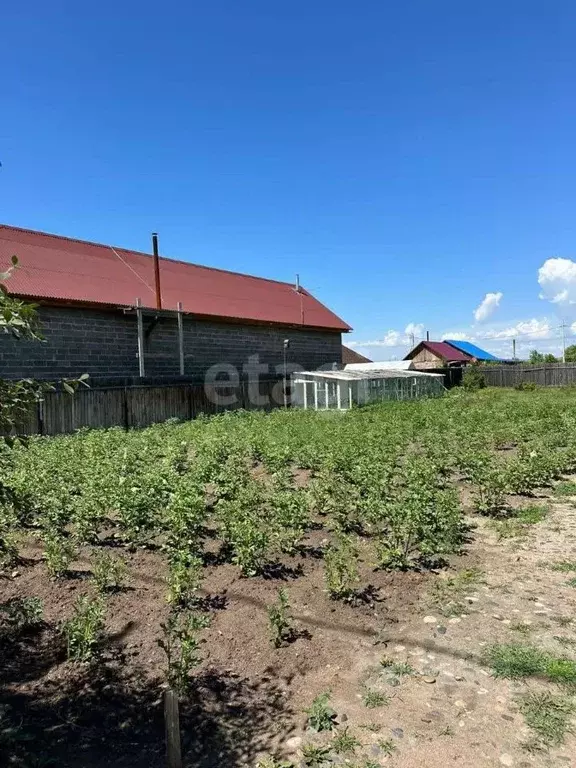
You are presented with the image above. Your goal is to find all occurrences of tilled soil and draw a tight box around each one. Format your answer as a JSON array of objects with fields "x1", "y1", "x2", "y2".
[{"x1": 2, "y1": 489, "x2": 576, "y2": 767}]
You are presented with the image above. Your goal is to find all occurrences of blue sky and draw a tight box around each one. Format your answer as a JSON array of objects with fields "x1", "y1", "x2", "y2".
[{"x1": 2, "y1": 1, "x2": 576, "y2": 359}]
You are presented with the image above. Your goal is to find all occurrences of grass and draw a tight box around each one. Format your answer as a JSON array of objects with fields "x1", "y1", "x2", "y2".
[
  {"x1": 362, "y1": 689, "x2": 390, "y2": 708},
  {"x1": 519, "y1": 691, "x2": 575, "y2": 746},
  {"x1": 380, "y1": 657, "x2": 415, "y2": 676},
  {"x1": 330, "y1": 727, "x2": 361, "y2": 755},
  {"x1": 553, "y1": 481, "x2": 576, "y2": 497},
  {"x1": 377, "y1": 738, "x2": 397, "y2": 756},
  {"x1": 490, "y1": 504, "x2": 548, "y2": 538},
  {"x1": 485, "y1": 643, "x2": 576, "y2": 687},
  {"x1": 429, "y1": 567, "x2": 485, "y2": 616},
  {"x1": 549, "y1": 560, "x2": 576, "y2": 572},
  {"x1": 567, "y1": 577, "x2": 576, "y2": 588}
]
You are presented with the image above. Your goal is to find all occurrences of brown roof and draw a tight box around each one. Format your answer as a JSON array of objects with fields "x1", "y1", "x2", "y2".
[
  {"x1": 342, "y1": 345, "x2": 372, "y2": 364},
  {"x1": 405, "y1": 340, "x2": 472, "y2": 363},
  {"x1": 0, "y1": 224, "x2": 351, "y2": 332}
]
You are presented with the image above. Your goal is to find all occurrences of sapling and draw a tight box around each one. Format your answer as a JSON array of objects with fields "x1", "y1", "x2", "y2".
[{"x1": 267, "y1": 588, "x2": 293, "y2": 647}]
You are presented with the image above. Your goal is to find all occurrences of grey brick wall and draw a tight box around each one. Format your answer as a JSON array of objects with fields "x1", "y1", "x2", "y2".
[{"x1": 0, "y1": 305, "x2": 343, "y2": 381}]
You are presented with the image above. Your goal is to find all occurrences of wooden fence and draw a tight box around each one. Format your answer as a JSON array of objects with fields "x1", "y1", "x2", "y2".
[
  {"x1": 480, "y1": 363, "x2": 576, "y2": 388},
  {"x1": 12, "y1": 378, "x2": 286, "y2": 436}
]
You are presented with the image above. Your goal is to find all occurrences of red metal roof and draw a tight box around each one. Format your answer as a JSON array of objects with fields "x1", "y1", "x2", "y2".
[
  {"x1": 0, "y1": 225, "x2": 351, "y2": 332},
  {"x1": 405, "y1": 341, "x2": 472, "y2": 362}
]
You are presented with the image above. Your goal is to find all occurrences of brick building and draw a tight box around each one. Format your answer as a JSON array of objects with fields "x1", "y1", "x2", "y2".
[{"x1": 0, "y1": 225, "x2": 350, "y2": 381}]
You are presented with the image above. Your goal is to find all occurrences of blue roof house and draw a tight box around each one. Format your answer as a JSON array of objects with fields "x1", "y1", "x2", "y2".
[{"x1": 444, "y1": 339, "x2": 503, "y2": 362}]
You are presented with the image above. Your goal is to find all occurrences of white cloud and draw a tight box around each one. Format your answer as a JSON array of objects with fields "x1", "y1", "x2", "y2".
[
  {"x1": 474, "y1": 292, "x2": 503, "y2": 322},
  {"x1": 404, "y1": 322, "x2": 424, "y2": 337},
  {"x1": 480, "y1": 318, "x2": 552, "y2": 341},
  {"x1": 348, "y1": 322, "x2": 424, "y2": 349},
  {"x1": 538, "y1": 257, "x2": 576, "y2": 306},
  {"x1": 441, "y1": 331, "x2": 474, "y2": 341}
]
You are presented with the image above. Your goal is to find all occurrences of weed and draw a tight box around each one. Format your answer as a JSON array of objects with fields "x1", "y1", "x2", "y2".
[
  {"x1": 256, "y1": 758, "x2": 294, "y2": 768},
  {"x1": 490, "y1": 505, "x2": 548, "y2": 538},
  {"x1": 439, "y1": 725, "x2": 454, "y2": 736},
  {"x1": 0, "y1": 597, "x2": 43, "y2": 630},
  {"x1": 300, "y1": 744, "x2": 331, "y2": 766},
  {"x1": 267, "y1": 588, "x2": 293, "y2": 648},
  {"x1": 363, "y1": 762, "x2": 381, "y2": 768},
  {"x1": 429, "y1": 568, "x2": 484, "y2": 616},
  {"x1": 377, "y1": 738, "x2": 397, "y2": 756},
  {"x1": 91, "y1": 550, "x2": 127, "y2": 593},
  {"x1": 362, "y1": 689, "x2": 390, "y2": 708},
  {"x1": 380, "y1": 657, "x2": 415, "y2": 676},
  {"x1": 330, "y1": 727, "x2": 360, "y2": 755},
  {"x1": 519, "y1": 691, "x2": 575, "y2": 746},
  {"x1": 157, "y1": 611, "x2": 210, "y2": 695},
  {"x1": 304, "y1": 691, "x2": 336, "y2": 732},
  {"x1": 567, "y1": 577, "x2": 576, "y2": 587},
  {"x1": 62, "y1": 594, "x2": 105, "y2": 661}
]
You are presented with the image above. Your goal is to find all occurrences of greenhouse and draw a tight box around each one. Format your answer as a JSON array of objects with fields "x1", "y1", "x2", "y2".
[{"x1": 291, "y1": 368, "x2": 445, "y2": 410}]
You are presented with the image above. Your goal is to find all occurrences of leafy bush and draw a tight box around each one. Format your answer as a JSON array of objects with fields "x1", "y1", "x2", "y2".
[
  {"x1": 91, "y1": 551, "x2": 127, "y2": 593},
  {"x1": 158, "y1": 611, "x2": 210, "y2": 695},
  {"x1": 62, "y1": 595, "x2": 105, "y2": 661},
  {"x1": 324, "y1": 535, "x2": 359, "y2": 599},
  {"x1": 0, "y1": 597, "x2": 43, "y2": 630},
  {"x1": 461, "y1": 366, "x2": 486, "y2": 392},
  {"x1": 515, "y1": 381, "x2": 537, "y2": 391},
  {"x1": 43, "y1": 530, "x2": 76, "y2": 579}
]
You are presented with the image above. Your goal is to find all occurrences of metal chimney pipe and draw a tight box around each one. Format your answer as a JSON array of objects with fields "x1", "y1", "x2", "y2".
[
  {"x1": 426, "y1": 330, "x2": 430, "y2": 341},
  {"x1": 152, "y1": 232, "x2": 162, "y2": 309}
]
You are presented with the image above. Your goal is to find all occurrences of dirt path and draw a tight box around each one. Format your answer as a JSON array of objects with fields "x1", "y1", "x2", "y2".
[{"x1": 273, "y1": 496, "x2": 576, "y2": 768}]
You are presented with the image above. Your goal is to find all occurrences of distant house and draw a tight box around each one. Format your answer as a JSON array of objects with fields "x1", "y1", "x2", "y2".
[
  {"x1": 342, "y1": 345, "x2": 372, "y2": 365},
  {"x1": 443, "y1": 340, "x2": 503, "y2": 363},
  {"x1": 404, "y1": 340, "x2": 472, "y2": 370}
]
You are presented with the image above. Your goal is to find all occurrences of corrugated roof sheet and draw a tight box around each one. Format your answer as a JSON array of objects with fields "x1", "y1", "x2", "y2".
[
  {"x1": 0, "y1": 225, "x2": 351, "y2": 332},
  {"x1": 405, "y1": 341, "x2": 472, "y2": 362},
  {"x1": 444, "y1": 339, "x2": 502, "y2": 362}
]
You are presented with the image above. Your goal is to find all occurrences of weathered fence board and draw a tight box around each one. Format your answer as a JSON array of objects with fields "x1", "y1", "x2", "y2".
[
  {"x1": 7, "y1": 378, "x2": 286, "y2": 436},
  {"x1": 481, "y1": 363, "x2": 576, "y2": 388}
]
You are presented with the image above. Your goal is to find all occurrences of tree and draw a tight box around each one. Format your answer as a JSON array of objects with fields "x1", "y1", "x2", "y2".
[
  {"x1": 0, "y1": 257, "x2": 88, "y2": 436},
  {"x1": 528, "y1": 350, "x2": 558, "y2": 364},
  {"x1": 528, "y1": 350, "x2": 544, "y2": 364},
  {"x1": 565, "y1": 345, "x2": 576, "y2": 363}
]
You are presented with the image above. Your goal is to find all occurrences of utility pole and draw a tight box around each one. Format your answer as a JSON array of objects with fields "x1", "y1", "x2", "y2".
[
  {"x1": 409, "y1": 332, "x2": 415, "y2": 349},
  {"x1": 562, "y1": 323, "x2": 567, "y2": 363},
  {"x1": 512, "y1": 338, "x2": 516, "y2": 361}
]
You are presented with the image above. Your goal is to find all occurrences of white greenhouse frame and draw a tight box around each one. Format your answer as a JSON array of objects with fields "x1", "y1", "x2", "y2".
[{"x1": 291, "y1": 369, "x2": 445, "y2": 411}]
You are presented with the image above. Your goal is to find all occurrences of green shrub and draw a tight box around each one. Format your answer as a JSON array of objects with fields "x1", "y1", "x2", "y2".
[
  {"x1": 62, "y1": 595, "x2": 105, "y2": 661},
  {"x1": 324, "y1": 535, "x2": 359, "y2": 599},
  {"x1": 462, "y1": 366, "x2": 486, "y2": 392},
  {"x1": 267, "y1": 588, "x2": 293, "y2": 648},
  {"x1": 91, "y1": 551, "x2": 127, "y2": 593}
]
